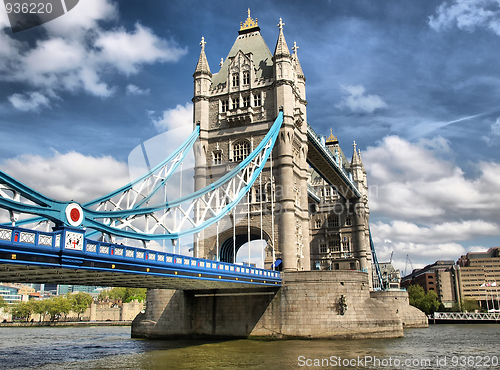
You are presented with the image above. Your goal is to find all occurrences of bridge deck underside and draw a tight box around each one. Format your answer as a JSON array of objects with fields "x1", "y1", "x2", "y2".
[
  {"x1": 307, "y1": 140, "x2": 360, "y2": 200},
  {"x1": 0, "y1": 247, "x2": 280, "y2": 290},
  {"x1": 0, "y1": 263, "x2": 260, "y2": 290}
]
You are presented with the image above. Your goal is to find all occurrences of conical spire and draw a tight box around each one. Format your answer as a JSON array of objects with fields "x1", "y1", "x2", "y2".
[
  {"x1": 351, "y1": 141, "x2": 362, "y2": 167},
  {"x1": 274, "y1": 18, "x2": 291, "y2": 57},
  {"x1": 292, "y1": 41, "x2": 305, "y2": 79},
  {"x1": 194, "y1": 37, "x2": 212, "y2": 76}
]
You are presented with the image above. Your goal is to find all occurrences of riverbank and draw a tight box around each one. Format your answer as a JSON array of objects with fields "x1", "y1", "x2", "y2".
[{"x1": 0, "y1": 320, "x2": 132, "y2": 327}]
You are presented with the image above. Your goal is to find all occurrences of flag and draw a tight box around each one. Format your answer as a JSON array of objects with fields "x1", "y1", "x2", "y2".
[
  {"x1": 492, "y1": 282, "x2": 497, "y2": 287},
  {"x1": 481, "y1": 283, "x2": 486, "y2": 287}
]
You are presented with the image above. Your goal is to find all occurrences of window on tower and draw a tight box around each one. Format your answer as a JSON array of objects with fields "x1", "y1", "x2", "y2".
[
  {"x1": 345, "y1": 216, "x2": 352, "y2": 227},
  {"x1": 213, "y1": 151, "x2": 222, "y2": 165},
  {"x1": 243, "y1": 96, "x2": 250, "y2": 108},
  {"x1": 253, "y1": 93, "x2": 262, "y2": 107},
  {"x1": 325, "y1": 187, "x2": 331, "y2": 197},
  {"x1": 221, "y1": 100, "x2": 229, "y2": 113},
  {"x1": 232, "y1": 73, "x2": 240, "y2": 87},
  {"x1": 243, "y1": 71, "x2": 250, "y2": 85},
  {"x1": 232, "y1": 140, "x2": 250, "y2": 162}
]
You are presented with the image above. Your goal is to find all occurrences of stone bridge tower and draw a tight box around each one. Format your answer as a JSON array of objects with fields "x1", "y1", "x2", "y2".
[{"x1": 192, "y1": 10, "x2": 310, "y2": 271}]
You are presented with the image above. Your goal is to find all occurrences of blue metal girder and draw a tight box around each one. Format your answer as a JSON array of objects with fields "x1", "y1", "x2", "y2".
[{"x1": 0, "y1": 224, "x2": 281, "y2": 288}]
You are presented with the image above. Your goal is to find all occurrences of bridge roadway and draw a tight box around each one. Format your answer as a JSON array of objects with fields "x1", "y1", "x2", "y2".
[
  {"x1": 306, "y1": 124, "x2": 361, "y2": 200},
  {"x1": 0, "y1": 225, "x2": 281, "y2": 290}
]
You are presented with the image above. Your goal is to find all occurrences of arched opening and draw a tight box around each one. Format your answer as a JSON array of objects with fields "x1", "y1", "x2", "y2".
[{"x1": 216, "y1": 226, "x2": 273, "y2": 268}]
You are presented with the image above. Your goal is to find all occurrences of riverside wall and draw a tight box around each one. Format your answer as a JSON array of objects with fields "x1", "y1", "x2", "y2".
[{"x1": 132, "y1": 271, "x2": 425, "y2": 339}]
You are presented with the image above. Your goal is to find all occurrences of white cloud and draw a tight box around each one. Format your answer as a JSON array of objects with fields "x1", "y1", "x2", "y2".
[
  {"x1": 379, "y1": 242, "x2": 467, "y2": 274},
  {"x1": 364, "y1": 134, "x2": 500, "y2": 270},
  {"x1": 8, "y1": 92, "x2": 50, "y2": 112},
  {"x1": 335, "y1": 84, "x2": 387, "y2": 114},
  {"x1": 126, "y1": 84, "x2": 150, "y2": 96},
  {"x1": 0, "y1": 0, "x2": 187, "y2": 110},
  {"x1": 150, "y1": 102, "x2": 193, "y2": 133},
  {"x1": 364, "y1": 135, "x2": 500, "y2": 220},
  {"x1": 372, "y1": 220, "x2": 500, "y2": 244},
  {"x1": 429, "y1": 0, "x2": 500, "y2": 36},
  {"x1": 95, "y1": 23, "x2": 186, "y2": 75},
  {"x1": 0, "y1": 151, "x2": 129, "y2": 203}
]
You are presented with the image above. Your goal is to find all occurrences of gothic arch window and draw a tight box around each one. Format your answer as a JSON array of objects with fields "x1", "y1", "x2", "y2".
[
  {"x1": 243, "y1": 71, "x2": 250, "y2": 85},
  {"x1": 232, "y1": 140, "x2": 250, "y2": 162},
  {"x1": 315, "y1": 218, "x2": 322, "y2": 229},
  {"x1": 212, "y1": 150, "x2": 222, "y2": 165},
  {"x1": 231, "y1": 97, "x2": 239, "y2": 110},
  {"x1": 232, "y1": 73, "x2": 240, "y2": 87},
  {"x1": 345, "y1": 216, "x2": 352, "y2": 227},
  {"x1": 253, "y1": 93, "x2": 262, "y2": 107},
  {"x1": 221, "y1": 100, "x2": 229, "y2": 113}
]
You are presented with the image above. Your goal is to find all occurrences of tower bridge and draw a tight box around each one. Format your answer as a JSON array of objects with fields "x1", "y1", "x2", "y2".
[{"x1": 0, "y1": 10, "x2": 427, "y2": 339}]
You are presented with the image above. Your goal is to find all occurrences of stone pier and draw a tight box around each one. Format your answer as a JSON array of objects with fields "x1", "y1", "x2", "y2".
[{"x1": 132, "y1": 271, "x2": 426, "y2": 340}]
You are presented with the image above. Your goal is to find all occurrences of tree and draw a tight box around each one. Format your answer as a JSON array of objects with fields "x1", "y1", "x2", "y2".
[
  {"x1": 69, "y1": 292, "x2": 93, "y2": 319},
  {"x1": 47, "y1": 296, "x2": 72, "y2": 321},
  {"x1": 32, "y1": 299, "x2": 51, "y2": 322},
  {"x1": 407, "y1": 285, "x2": 441, "y2": 315},
  {"x1": 11, "y1": 300, "x2": 35, "y2": 321},
  {"x1": 0, "y1": 295, "x2": 6, "y2": 310},
  {"x1": 461, "y1": 299, "x2": 480, "y2": 313},
  {"x1": 99, "y1": 287, "x2": 146, "y2": 303}
]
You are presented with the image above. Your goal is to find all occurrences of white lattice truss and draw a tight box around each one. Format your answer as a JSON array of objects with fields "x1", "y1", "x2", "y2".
[
  {"x1": 86, "y1": 122, "x2": 278, "y2": 241},
  {"x1": 433, "y1": 312, "x2": 500, "y2": 320}
]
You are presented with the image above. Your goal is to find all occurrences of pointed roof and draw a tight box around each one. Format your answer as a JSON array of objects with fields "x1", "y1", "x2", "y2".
[
  {"x1": 194, "y1": 37, "x2": 212, "y2": 76},
  {"x1": 351, "y1": 141, "x2": 363, "y2": 167},
  {"x1": 292, "y1": 41, "x2": 305, "y2": 80},
  {"x1": 274, "y1": 18, "x2": 291, "y2": 58},
  {"x1": 212, "y1": 13, "x2": 273, "y2": 88}
]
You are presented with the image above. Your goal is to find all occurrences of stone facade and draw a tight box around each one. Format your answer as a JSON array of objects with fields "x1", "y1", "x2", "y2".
[
  {"x1": 132, "y1": 271, "x2": 427, "y2": 339},
  {"x1": 192, "y1": 11, "x2": 370, "y2": 274}
]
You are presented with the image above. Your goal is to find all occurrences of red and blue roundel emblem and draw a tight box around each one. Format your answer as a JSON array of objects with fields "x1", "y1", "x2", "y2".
[{"x1": 65, "y1": 203, "x2": 84, "y2": 227}]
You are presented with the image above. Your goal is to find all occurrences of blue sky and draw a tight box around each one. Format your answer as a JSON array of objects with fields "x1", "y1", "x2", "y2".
[{"x1": 1, "y1": 0, "x2": 500, "y2": 273}]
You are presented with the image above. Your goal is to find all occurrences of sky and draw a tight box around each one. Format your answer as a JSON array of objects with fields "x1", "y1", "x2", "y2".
[{"x1": 1, "y1": 0, "x2": 500, "y2": 274}]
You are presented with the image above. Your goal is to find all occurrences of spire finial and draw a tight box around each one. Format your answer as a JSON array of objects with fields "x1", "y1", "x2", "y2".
[
  {"x1": 240, "y1": 9, "x2": 259, "y2": 32},
  {"x1": 200, "y1": 36, "x2": 206, "y2": 51},
  {"x1": 219, "y1": 58, "x2": 224, "y2": 67},
  {"x1": 278, "y1": 18, "x2": 285, "y2": 30},
  {"x1": 353, "y1": 140, "x2": 357, "y2": 149},
  {"x1": 325, "y1": 129, "x2": 338, "y2": 145},
  {"x1": 292, "y1": 41, "x2": 299, "y2": 55}
]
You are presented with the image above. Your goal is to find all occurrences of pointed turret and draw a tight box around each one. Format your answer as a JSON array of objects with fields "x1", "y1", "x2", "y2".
[
  {"x1": 274, "y1": 18, "x2": 291, "y2": 57},
  {"x1": 351, "y1": 141, "x2": 362, "y2": 167},
  {"x1": 193, "y1": 36, "x2": 212, "y2": 130},
  {"x1": 350, "y1": 141, "x2": 368, "y2": 200},
  {"x1": 292, "y1": 42, "x2": 305, "y2": 80},
  {"x1": 194, "y1": 37, "x2": 212, "y2": 77}
]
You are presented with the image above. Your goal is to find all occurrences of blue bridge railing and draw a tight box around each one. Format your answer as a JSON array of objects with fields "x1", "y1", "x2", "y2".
[{"x1": 0, "y1": 224, "x2": 281, "y2": 287}]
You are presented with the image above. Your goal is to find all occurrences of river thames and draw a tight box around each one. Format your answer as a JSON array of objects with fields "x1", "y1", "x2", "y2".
[{"x1": 0, "y1": 324, "x2": 498, "y2": 369}]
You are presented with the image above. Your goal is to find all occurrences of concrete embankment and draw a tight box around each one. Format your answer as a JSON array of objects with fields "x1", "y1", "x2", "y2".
[{"x1": 0, "y1": 321, "x2": 132, "y2": 327}]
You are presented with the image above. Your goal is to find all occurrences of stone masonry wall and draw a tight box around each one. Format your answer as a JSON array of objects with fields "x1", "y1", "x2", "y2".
[
  {"x1": 132, "y1": 271, "x2": 418, "y2": 339},
  {"x1": 370, "y1": 290, "x2": 428, "y2": 328}
]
